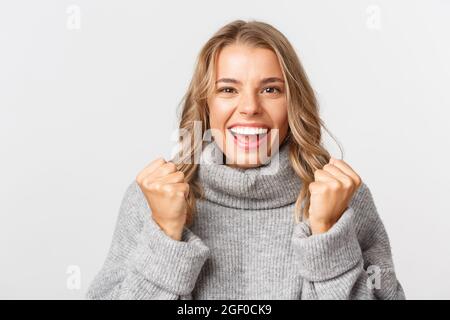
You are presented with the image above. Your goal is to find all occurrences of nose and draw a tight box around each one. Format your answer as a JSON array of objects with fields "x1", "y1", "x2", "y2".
[{"x1": 237, "y1": 91, "x2": 261, "y2": 116}]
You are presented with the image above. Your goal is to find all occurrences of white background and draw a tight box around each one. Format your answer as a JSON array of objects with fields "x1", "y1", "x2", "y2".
[{"x1": 1, "y1": 0, "x2": 449, "y2": 299}]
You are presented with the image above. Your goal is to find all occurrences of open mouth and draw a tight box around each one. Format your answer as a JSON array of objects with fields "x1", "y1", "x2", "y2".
[{"x1": 227, "y1": 127, "x2": 270, "y2": 150}]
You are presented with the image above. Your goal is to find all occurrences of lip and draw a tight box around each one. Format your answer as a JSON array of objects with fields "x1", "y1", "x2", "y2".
[{"x1": 227, "y1": 122, "x2": 271, "y2": 129}]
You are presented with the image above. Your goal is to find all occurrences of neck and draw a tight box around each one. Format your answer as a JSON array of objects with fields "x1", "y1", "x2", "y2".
[{"x1": 196, "y1": 140, "x2": 302, "y2": 210}]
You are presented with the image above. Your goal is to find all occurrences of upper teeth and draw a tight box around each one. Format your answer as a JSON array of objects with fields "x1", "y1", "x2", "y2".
[{"x1": 229, "y1": 127, "x2": 268, "y2": 135}]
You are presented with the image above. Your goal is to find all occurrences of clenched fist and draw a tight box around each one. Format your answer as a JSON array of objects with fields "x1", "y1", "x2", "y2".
[
  {"x1": 136, "y1": 158, "x2": 190, "y2": 241},
  {"x1": 308, "y1": 157, "x2": 362, "y2": 235}
]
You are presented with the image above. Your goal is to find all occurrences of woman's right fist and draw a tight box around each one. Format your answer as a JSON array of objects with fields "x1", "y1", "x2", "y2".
[{"x1": 136, "y1": 157, "x2": 189, "y2": 241}]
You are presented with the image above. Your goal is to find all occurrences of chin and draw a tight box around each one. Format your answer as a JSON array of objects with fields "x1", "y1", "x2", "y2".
[{"x1": 222, "y1": 135, "x2": 273, "y2": 167}]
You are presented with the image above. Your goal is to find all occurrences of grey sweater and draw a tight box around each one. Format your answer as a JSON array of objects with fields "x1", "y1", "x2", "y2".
[{"x1": 86, "y1": 140, "x2": 405, "y2": 299}]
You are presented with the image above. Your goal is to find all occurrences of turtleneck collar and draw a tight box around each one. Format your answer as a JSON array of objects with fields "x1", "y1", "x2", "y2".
[{"x1": 196, "y1": 139, "x2": 302, "y2": 210}]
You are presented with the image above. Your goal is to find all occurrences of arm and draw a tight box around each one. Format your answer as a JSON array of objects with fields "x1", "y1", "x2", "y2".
[
  {"x1": 86, "y1": 181, "x2": 210, "y2": 300},
  {"x1": 292, "y1": 182, "x2": 405, "y2": 300}
]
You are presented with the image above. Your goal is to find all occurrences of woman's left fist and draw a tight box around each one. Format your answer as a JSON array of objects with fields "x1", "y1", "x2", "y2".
[{"x1": 308, "y1": 157, "x2": 362, "y2": 234}]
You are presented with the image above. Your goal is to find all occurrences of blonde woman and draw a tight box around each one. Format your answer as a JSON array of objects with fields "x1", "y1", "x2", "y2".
[{"x1": 86, "y1": 20, "x2": 405, "y2": 300}]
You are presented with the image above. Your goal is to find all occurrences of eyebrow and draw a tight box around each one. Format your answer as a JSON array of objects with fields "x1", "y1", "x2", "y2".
[{"x1": 215, "y1": 77, "x2": 285, "y2": 85}]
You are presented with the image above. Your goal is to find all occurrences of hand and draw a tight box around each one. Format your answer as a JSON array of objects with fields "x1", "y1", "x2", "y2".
[
  {"x1": 136, "y1": 158, "x2": 189, "y2": 241},
  {"x1": 308, "y1": 157, "x2": 362, "y2": 235}
]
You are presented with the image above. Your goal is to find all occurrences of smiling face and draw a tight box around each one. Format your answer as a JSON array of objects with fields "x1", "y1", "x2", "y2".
[{"x1": 207, "y1": 44, "x2": 290, "y2": 168}]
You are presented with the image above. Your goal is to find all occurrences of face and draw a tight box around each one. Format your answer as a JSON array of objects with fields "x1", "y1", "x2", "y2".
[{"x1": 207, "y1": 44, "x2": 289, "y2": 168}]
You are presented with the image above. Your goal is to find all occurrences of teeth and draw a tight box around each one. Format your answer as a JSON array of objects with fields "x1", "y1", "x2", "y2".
[{"x1": 229, "y1": 127, "x2": 269, "y2": 135}]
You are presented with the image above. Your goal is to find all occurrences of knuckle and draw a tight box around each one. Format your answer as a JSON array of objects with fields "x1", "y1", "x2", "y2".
[
  {"x1": 155, "y1": 156, "x2": 166, "y2": 163},
  {"x1": 175, "y1": 184, "x2": 189, "y2": 198},
  {"x1": 176, "y1": 191, "x2": 185, "y2": 198},
  {"x1": 150, "y1": 158, "x2": 166, "y2": 171},
  {"x1": 166, "y1": 162, "x2": 177, "y2": 171},
  {"x1": 141, "y1": 176, "x2": 151, "y2": 188},
  {"x1": 342, "y1": 176, "x2": 353, "y2": 189},
  {"x1": 313, "y1": 169, "x2": 322, "y2": 178},
  {"x1": 328, "y1": 180, "x2": 341, "y2": 191},
  {"x1": 147, "y1": 181, "x2": 160, "y2": 192},
  {"x1": 162, "y1": 184, "x2": 174, "y2": 194},
  {"x1": 135, "y1": 174, "x2": 142, "y2": 185},
  {"x1": 177, "y1": 170, "x2": 185, "y2": 180},
  {"x1": 152, "y1": 158, "x2": 165, "y2": 167}
]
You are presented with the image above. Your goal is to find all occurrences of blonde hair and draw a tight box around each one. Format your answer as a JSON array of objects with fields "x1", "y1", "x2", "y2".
[{"x1": 172, "y1": 19, "x2": 342, "y2": 225}]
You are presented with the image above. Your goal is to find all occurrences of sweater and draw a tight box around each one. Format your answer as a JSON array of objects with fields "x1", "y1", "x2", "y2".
[{"x1": 86, "y1": 139, "x2": 405, "y2": 300}]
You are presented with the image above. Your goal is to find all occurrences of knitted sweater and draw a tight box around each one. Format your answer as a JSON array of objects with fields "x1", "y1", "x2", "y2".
[{"x1": 86, "y1": 140, "x2": 405, "y2": 300}]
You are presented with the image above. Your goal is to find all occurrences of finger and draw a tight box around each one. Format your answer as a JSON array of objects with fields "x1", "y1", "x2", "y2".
[
  {"x1": 155, "y1": 171, "x2": 185, "y2": 184},
  {"x1": 314, "y1": 169, "x2": 338, "y2": 183},
  {"x1": 137, "y1": 157, "x2": 166, "y2": 182},
  {"x1": 329, "y1": 157, "x2": 362, "y2": 187},
  {"x1": 151, "y1": 161, "x2": 179, "y2": 179},
  {"x1": 322, "y1": 164, "x2": 354, "y2": 189},
  {"x1": 162, "y1": 182, "x2": 190, "y2": 198},
  {"x1": 308, "y1": 181, "x2": 327, "y2": 194}
]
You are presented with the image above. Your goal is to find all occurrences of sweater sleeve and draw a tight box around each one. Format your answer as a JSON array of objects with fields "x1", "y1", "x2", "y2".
[
  {"x1": 291, "y1": 182, "x2": 405, "y2": 300},
  {"x1": 86, "y1": 181, "x2": 210, "y2": 300}
]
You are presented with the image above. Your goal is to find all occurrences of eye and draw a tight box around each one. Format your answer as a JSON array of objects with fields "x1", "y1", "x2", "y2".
[
  {"x1": 218, "y1": 87, "x2": 237, "y2": 94},
  {"x1": 262, "y1": 87, "x2": 282, "y2": 94}
]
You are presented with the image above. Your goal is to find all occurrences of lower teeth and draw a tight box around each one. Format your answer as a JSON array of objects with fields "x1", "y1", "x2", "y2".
[{"x1": 234, "y1": 134, "x2": 266, "y2": 143}]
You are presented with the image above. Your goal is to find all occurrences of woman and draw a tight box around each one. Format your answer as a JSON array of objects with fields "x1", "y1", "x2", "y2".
[{"x1": 86, "y1": 20, "x2": 405, "y2": 299}]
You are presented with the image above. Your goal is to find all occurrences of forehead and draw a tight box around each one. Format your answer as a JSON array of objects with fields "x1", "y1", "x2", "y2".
[{"x1": 215, "y1": 44, "x2": 283, "y2": 80}]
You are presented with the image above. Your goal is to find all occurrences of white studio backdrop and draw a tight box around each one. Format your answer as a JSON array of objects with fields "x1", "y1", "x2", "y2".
[{"x1": 0, "y1": 0, "x2": 449, "y2": 299}]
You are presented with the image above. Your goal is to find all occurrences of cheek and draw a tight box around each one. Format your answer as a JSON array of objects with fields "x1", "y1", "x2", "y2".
[
  {"x1": 266, "y1": 102, "x2": 288, "y2": 130},
  {"x1": 208, "y1": 98, "x2": 234, "y2": 129}
]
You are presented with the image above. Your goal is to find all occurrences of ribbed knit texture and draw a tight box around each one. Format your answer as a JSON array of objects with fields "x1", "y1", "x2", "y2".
[{"x1": 86, "y1": 140, "x2": 405, "y2": 300}]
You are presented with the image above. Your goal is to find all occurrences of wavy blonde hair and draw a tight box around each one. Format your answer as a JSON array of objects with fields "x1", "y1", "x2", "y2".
[{"x1": 172, "y1": 19, "x2": 342, "y2": 225}]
